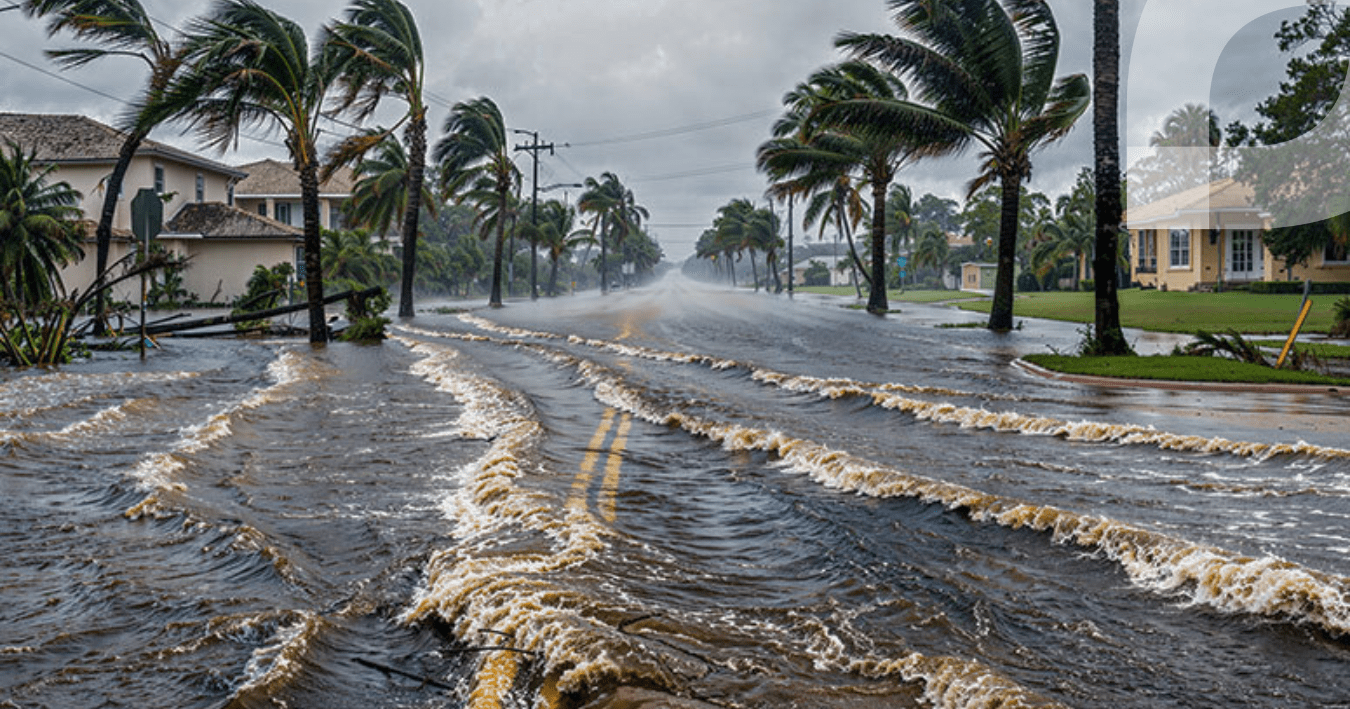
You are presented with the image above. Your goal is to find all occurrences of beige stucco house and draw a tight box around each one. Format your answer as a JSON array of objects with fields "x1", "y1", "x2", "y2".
[
  {"x1": 1127, "y1": 178, "x2": 1350, "y2": 290},
  {"x1": 159, "y1": 203, "x2": 302, "y2": 303},
  {"x1": 0, "y1": 112, "x2": 264, "y2": 301}
]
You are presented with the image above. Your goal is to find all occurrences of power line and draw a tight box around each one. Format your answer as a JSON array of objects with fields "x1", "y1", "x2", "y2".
[
  {"x1": 567, "y1": 108, "x2": 776, "y2": 148},
  {"x1": 631, "y1": 163, "x2": 756, "y2": 183}
]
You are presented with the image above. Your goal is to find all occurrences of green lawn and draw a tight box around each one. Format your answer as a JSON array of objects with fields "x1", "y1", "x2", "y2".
[
  {"x1": 797, "y1": 286, "x2": 986, "y2": 303},
  {"x1": 956, "y1": 289, "x2": 1342, "y2": 334},
  {"x1": 1023, "y1": 353, "x2": 1350, "y2": 387}
]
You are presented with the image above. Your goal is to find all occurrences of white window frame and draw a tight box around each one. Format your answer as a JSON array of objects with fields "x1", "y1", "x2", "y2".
[
  {"x1": 1169, "y1": 228, "x2": 1191, "y2": 269},
  {"x1": 153, "y1": 164, "x2": 165, "y2": 194},
  {"x1": 195, "y1": 173, "x2": 204, "y2": 203}
]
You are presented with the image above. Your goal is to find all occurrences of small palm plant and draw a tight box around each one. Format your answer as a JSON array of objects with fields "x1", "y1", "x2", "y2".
[{"x1": 1332, "y1": 296, "x2": 1350, "y2": 338}]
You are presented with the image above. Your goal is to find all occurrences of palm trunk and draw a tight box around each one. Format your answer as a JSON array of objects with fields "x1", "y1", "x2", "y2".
[
  {"x1": 726, "y1": 250, "x2": 736, "y2": 286},
  {"x1": 547, "y1": 254, "x2": 560, "y2": 296},
  {"x1": 867, "y1": 178, "x2": 889, "y2": 314},
  {"x1": 988, "y1": 175, "x2": 1021, "y2": 331},
  {"x1": 91, "y1": 131, "x2": 146, "y2": 336},
  {"x1": 299, "y1": 151, "x2": 327, "y2": 343},
  {"x1": 1092, "y1": 0, "x2": 1129, "y2": 353},
  {"x1": 599, "y1": 215, "x2": 609, "y2": 294},
  {"x1": 398, "y1": 111, "x2": 426, "y2": 318},
  {"x1": 490, "y1": 186, "x2": 507, "y2": 307},
  {"x1": 749, "y1": 250, "x2": 760, "y2": 291}
]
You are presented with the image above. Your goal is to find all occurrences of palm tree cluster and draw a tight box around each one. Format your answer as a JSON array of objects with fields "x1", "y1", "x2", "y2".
[
  {"x1": 21, "y1": 0, "x2": 654, "y2": 342},
  {"x1": 694, "y1": 198, "x2": 782, "y2": 291},
  {"x1": 754, "y1": 0, "x2": 1089, "y2": 327}
]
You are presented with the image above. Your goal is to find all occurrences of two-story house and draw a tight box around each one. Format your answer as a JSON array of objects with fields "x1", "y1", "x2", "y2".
[{"x1": 0, "y1": 113, "x2": 308, "y2": 303}]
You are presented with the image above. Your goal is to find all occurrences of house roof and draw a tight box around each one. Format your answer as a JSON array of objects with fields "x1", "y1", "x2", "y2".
[
  {"x1": 0, "y1": 113, "x2": 246, "y2": 179},
  {"x1": 233, "y1": 158, "x2": 355, "y2": 197},
  {"x1": 1126, "y1": 178, "x2": 1261, "y2": 226},
  {"x1": 163, "y1": 202, "x2": 303, "y2": 241}
]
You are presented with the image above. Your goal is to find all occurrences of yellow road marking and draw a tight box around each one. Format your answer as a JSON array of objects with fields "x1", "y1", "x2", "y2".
[
  {"x1": 568, "y1": 408, "x2": 616, "y2": 513},
  {"x1": 598, "y1": 413, "x2": 633, "y2": 523}
]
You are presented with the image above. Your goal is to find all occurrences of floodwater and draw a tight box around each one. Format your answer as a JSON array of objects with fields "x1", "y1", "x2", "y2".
[{"x1": 3, "y1": 275, "x2": 1348, "y2": 708}]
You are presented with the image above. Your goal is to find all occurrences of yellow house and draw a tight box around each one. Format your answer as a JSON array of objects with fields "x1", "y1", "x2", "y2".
[
  {"x1": 1128, "y1": 178, "x2": 1350, "y2": 290},
  {"x1": 159, "y1": 203, "x2": 302, "y2": 303}
]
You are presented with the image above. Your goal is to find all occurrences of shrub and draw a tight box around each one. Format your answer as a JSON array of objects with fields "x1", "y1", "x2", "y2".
[{"x1": 1333, "y1": 296, "x2": 1350, "y2": 338}]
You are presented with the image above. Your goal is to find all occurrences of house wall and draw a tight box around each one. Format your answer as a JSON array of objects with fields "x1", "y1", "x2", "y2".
[
  {"x1": 1133, "y1": 224, "x2": 1350, "y2": 288},
  {"x1": 159, "y1": 238, "x2": 299, "y2": 303},
  {"x1": 48, "y1": 156, "x2": 236, "y2": 233},
  {"x1": 54, "y1": 240, "x2": 140, "y2": 303},
  {"x1": 233, "y1": 196, "x2": 346, "y2": 230}
]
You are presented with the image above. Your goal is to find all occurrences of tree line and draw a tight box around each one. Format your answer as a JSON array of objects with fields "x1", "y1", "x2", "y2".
[{"x1": 9, "y1": 0, "x2": 662, "y2": 348}]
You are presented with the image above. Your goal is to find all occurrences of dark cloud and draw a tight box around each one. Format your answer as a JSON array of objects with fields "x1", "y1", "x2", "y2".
[{"x1": 0, "y1": 0, "x2": 1301, "y2": 259}]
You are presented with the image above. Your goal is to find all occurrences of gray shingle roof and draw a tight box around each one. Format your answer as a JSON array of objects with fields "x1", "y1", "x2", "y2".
[
  {"x1": 164, "y1": 202, "x2": 303, "y2": 240},
  {"x1": 0, "y1": 113, "x2": 246, "y2": 178}
]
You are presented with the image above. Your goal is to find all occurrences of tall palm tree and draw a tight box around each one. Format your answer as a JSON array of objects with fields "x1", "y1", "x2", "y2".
[
  {"x1": 801, "y1": 173, "x2": 869, "y2": 297},
  {"x1": 23, "y1": 0, "x2": 183, "y2": 334},
  {"x1": 534, "y1": 199, "x2": 589, "y2": 296},
  {"x1": 1092, "y1": 0, "x2": 1129, "y2": 354},
  {"x1": 834, "y1": 0, "x2": 1090, "y2": 330},
  {"x1": 759, "y1": 61, "x2": 951, "y2": 313},
  {"x1": 321, "y1": 227, "x2": 399, "y2": 287},
  {"x1": 435, "y1": 96, "x2": 519, "y2": 307},
  {"x1": 326, "y1": 0, "x2": 427, "y2": 318},
  {"x1": 0, "y1": 140, "x2": 84, "y2": 305},
  {"x1": 150, "y1": 0, "x2": 338, "y2": 343}
]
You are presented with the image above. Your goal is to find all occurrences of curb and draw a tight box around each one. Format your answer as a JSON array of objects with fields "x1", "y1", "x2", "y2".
[{"x1": 1011, "y1": 358, "x2": 1347, "y2": 395}]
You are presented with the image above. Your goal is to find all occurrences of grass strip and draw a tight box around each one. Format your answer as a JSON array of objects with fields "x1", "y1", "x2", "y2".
[{"x1": 1023, "y1": 353, "x2": 1350, "y2": 387}]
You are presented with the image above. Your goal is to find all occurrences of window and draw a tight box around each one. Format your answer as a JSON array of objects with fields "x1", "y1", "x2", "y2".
[
  {"x1": 195, "y1": 173, "x2": 204, "y2": 202},
  {"x1": 1137, "y1": 229, "x2": 1157, "y2": 272},
  {"x1": 1169, "y1": 228, "x2": 1190, "y2": 268},
  {"x1": 227, "y1": 183, "x2": 235, "y2": 206},
  {"x1": 1326, "y1": 238, "x2": 1349, "y2": 264},
  {"x1": 275, "y1": 202, "x2": 292, "y2": 225},
  {"x1": 329, "y1": 204, "x2": 345, "y2": 231},
  {"x1": 153, "y1": 164, "x2": 165, "y2": 194},
  {"x1": 257, "y1": 203, "x2": 267, "y2": 216},
  {"x1": 1230, "y1": 230, "x2": 1257, "y2": 274}
]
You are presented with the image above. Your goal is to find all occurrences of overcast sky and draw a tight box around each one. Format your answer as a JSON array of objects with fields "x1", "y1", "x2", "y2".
[{"x1": 0, "y1": 0, "x2": 1311, "y2": 260}]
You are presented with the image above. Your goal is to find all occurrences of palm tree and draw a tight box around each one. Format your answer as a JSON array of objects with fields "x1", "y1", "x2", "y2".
[
  {"x1": 1092, "y1": 0, "x2": 1129, "y2": 353},
  {"x1": 534, "y1": 199, "x2": 590, "y2": 296},
  {"x1": 326, "y1": 0, "x2": 428, "y2": 318},
  {"x1": 834, "y1": 0, "x2": 1090, "y2": 330},
  {"x1": 801, "y1": 173, "x2": 869, "y2": 297},
  {"x1": 435, "y1": 96, "x2": 519, "y2": 307},
  {"x1": 150, "y1": 0, "x2": 338, "y2": 343},
  {"x1": 321, "y1": 228, "x2": 399, "y2": 288},
  {"x1": 346, "y1": 130, "x2": 437, "y2": 240},
  {"x1": 910, "y1": 228, "x2": 950, "y2": 284},
  {"x1": 0, "y1": 140, "x2": 84, "y2": 305},
  {"x1": 577, "y1": 172, "x2": 647, "y2": 293},
  {"x1": 759, "y1": 61, "x2": 951, "y2": 313},
  {"x1": 1031, "y1": 211, "x2": 1094, "y2": 289},
  {"x1": 22, "y1": 0, "x2": 183, "y2": 334}
]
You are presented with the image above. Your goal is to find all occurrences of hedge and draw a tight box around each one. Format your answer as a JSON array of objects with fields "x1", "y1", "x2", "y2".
[{"x1": 1249, "y1": 281, "x2": 1350, "y2": 295}]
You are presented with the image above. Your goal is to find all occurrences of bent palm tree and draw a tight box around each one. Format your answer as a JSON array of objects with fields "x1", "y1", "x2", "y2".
[
  {"x1": 0, "y1": 140, "x2": 84, "y2": 304},
  {"x1": 834, "y1": 0, "x2": 1090, "y2": 330},
  {"x1": 577, "y1": 172, "x2": 646, "y2": 293},
  {"x1": 23, "y1": 0, "x2": 183, "y2": 334},
  {"x1": 152, "y1": 0, "x2": 339, "y2": 342},
  {"x1": 435, "y1": 96, "x2": 519, "y2": 307},
  {"x1": 326, "y1": 0, "x2": 428, "y2": 318}
]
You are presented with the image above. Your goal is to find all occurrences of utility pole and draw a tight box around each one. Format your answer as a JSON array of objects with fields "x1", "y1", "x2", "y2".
[{"x1": 514, "y1": 129, "x2": 555, "y2": 300}]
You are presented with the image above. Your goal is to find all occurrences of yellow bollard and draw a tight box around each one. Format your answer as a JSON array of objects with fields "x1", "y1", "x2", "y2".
[{"x1": 1276, "y1": 297, "x2": 1314, "y2": 369}]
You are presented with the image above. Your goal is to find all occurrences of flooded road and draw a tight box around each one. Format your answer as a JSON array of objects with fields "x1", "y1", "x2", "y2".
[{"x1": 4, "y1": 275, "x2": 1349, "y2": 708}]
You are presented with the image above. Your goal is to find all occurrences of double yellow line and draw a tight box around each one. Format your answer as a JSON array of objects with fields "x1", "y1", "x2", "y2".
[
  {"x1": 569, "y1": 407, "x2": 633, "y2": 523},
  {"x1": 467, "y1": 409, "x2": 634, "y2": 708}
]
